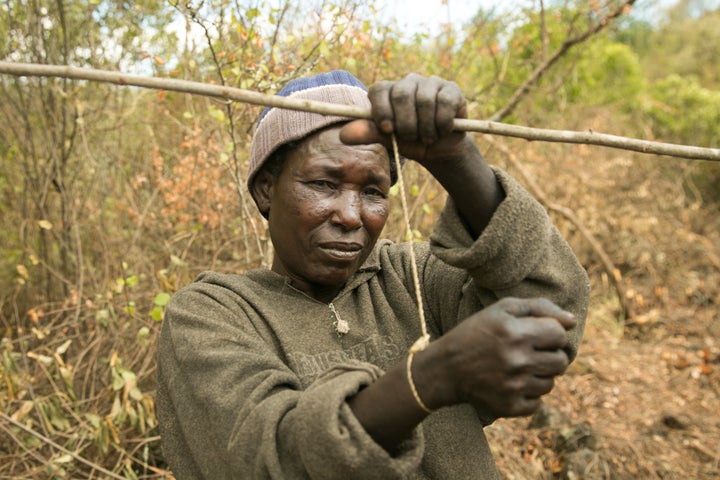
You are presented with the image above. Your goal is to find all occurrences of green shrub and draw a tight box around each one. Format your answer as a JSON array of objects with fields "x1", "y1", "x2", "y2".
[{"x1": 636, "y1": 74, "x2": 720, "y2": 205}]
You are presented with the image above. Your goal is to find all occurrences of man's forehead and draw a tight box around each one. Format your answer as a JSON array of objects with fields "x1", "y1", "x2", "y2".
[{"x1": 303, "y1": 126, "x2": 388, "y2": 157}]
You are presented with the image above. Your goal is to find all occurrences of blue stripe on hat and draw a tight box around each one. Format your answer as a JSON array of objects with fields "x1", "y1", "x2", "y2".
[{"x1": 256, "y1": 70, "x2": 367, "y2": 126}]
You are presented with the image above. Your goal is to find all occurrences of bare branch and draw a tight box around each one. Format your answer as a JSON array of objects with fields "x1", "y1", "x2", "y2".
[
  {"x1": 1, "y1": 61, "x2": 718, "y2": 162},
  {"x1": 454, "y1": 118, "x2": 719, "y2": 161},
  {"x1": 540, "y1": 0, "x2": 548, "y2": 60}
]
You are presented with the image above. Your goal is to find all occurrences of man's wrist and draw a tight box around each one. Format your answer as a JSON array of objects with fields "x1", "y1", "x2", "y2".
[{"x1": 411, "y1": 339, "x2": 458, "y2": 410}]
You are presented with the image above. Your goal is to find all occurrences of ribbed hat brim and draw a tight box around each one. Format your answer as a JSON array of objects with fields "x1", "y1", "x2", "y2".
[{"x1": 247, "y1": 84, "x2": 371, "y2": 204}]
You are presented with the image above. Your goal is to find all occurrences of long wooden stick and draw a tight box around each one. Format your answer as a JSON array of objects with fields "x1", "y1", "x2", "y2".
[{"x1": 1, "y1": 61, "x2": 718, "y2": 162}]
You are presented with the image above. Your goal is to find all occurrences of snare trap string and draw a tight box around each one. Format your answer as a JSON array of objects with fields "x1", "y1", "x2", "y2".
[{"x1": 390, "y1": 135, "x2": 431, "y2": 351}]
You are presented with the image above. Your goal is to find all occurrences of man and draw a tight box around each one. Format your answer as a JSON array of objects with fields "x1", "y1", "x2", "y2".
[{"x1": 156, "y1": 70, "x2": 590, "y2": 479}]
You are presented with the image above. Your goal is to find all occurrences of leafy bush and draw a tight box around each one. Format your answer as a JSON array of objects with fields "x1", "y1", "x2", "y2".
[
  {"x1": 570, "y1": 41, "x2": 645, "y2": 105},
  {"x1": 636, "y1": 74, "x2": 720, "y2": 205},
  {"x1": 640, "y1": 74, "x2": 720, "y2": 148}
]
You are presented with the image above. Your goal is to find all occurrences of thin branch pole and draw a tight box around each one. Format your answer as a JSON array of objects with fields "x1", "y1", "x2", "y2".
[
  {"x1": 454, "y1": 119, "x2": 720, "y2": 162},
  {"x1": 1, "y1": 61, "x2": 718, "y2": 162}
]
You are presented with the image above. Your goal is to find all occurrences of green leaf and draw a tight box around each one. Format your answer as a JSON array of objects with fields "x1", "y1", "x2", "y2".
[
  {"x1": 27, "y1": 352, "x2": 53, "y2": 366},
  {"x1": 37, "y1": 219, "x2": 53, "y2": 230},
  {"x1": 121, "y1": 368, "x2": 137, "y2": 383},
  {"x1": 55, "y1": 339, "x2": 72, "y2": 355},
  {"x1": 208, "y1": 106, "x2": 226, "y2": 122},
  {"x1": 112, "y1": 373, "x2": 124, "y2": 391},
  {"x1": 96, "y1": 309, "x2": 110, "y2": 328},
  {"x1": 150, "y1": 306, "x2": 163, "y2": 321},
  {"x1": 130, "y1": 386, "x2": 143, "y2": 402},
  {"x1": 246, "y1": 7, "x2": 260, "y2": 20},
  {"x1": 154, "y1": 292, "x2": 171, "y2": 306},
  {"x1": 111, "y1": 395, "x2": 122, "y2": 417},
  {"x1": 53, "y1": 454, "x2": 73, "y2": 464},
  {"x1": 85, "y1": 413, "x2": 101, "y2": 429},
  {"x1": 137, "y1": 326, "x2": 150, "y2": 340}
]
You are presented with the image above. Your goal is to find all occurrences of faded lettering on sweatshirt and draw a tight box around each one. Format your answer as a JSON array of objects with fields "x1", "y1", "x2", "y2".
[{"x1": 287, "y1": 334, "x2": 401, "y2": 383}]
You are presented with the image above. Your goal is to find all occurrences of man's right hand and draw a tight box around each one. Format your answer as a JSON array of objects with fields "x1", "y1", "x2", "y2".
[{"x1": 415, "y1": 297, "x2": 577, "y2": 417}]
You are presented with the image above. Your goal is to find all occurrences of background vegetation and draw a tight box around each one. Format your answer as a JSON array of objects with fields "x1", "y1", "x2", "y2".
[{"x1": 1, "y1": 0, "x2": 718, "y2": 478}]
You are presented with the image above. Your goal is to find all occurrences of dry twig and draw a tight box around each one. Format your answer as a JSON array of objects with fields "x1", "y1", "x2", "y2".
[
  {"x1": 0, "y1": 61, "x2": 718, "y2": 162},
  {"x1": 0, "y1": 412, "x2": 127, "y2": 480}
]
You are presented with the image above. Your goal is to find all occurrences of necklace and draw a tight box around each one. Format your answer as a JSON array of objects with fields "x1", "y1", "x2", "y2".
[
  {"x1": 328, "y1": 302, "x2": 349, "y2": 336},
  {"x1": 324, "y1": 135, "x2": 428, "y2": 342}
]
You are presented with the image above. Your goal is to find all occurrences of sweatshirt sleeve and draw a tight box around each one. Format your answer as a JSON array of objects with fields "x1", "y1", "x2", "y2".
[
  {"x1": 428, "y1": 167, "x2": 590, "y2": 359},
  {"x1": 422, "y1": 166, "x2": 590, "y2": 426},
  {"x1": 156, "y1": 281, "x2": 424, "y2": 480}
]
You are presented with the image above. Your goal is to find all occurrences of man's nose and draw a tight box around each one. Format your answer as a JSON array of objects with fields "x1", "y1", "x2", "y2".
[{"x1": 330, "y1": 190, "x2": 363, "y2": 230}]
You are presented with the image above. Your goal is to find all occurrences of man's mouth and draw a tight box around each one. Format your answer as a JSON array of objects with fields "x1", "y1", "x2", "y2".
[{"x1": 319, "y1": 242, "x2": 363, "y2": 259}]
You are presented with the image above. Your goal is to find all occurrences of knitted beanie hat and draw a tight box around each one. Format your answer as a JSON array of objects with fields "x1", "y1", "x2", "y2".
[{"x1": 247, "y1": 70, "x2": 371, "y2": 200}]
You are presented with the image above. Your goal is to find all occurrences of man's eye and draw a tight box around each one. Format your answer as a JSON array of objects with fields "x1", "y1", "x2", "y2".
[
  {"x1": 364, "y1": 188, "x2": 387, "y2": 199},
  {"x1": 308, "y1": 180, "x2": 336, "y2": 190}
]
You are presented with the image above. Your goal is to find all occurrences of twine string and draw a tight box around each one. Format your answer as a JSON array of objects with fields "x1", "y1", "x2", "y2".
[{"x1": 391, "y1": 135, "x2": 431, "y2": 352}]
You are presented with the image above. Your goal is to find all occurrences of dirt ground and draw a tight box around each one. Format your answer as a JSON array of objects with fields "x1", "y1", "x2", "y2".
[
  {"x1": 487, "y1": 307, "x2": 720, "y2": 479},
  {"x1": 483, "y1": 137, "x2": 720, "y2": 479}
]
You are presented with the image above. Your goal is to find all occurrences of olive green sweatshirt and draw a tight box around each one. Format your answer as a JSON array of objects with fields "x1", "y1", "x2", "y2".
[{"x1": 156, "y1": 168, "x2": 590, "y2": 479}]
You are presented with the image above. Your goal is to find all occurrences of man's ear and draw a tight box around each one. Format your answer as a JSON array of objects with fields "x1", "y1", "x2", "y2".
[{"x1": 251, "y1": 170, "x2": 274, "y2": 219}]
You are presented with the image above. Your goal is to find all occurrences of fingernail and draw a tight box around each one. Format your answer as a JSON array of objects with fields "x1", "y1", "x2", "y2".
[{"x1": 381, "y1": 120, "x2": 393, "y2": 134}]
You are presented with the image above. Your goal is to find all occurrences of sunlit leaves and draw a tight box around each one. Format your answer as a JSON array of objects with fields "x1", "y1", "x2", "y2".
[
  {"x1": 149, "y1": 292, "x2": 170, "y2": 321},
  {"x1": 153, "y1": 292, "x2": 170, "y2": 306},
  {"x1": 246, "y1": 7, "x2": 261, "y2": 21},
  {"x1": 37, "y1": 219, "x2": 53, "y2": 230},
  {"x1": 570, "y1": 41, "x2": 644, "y2": 105},
  {"x1": 15, "y1": 265, "x2": 29, "y2": 284},
  {"x1": 207, "y1": 104, "x2": 226, "y2": 122},
  {"x1": 640, "y1": 74, "x2": 720, "y2": 147}
]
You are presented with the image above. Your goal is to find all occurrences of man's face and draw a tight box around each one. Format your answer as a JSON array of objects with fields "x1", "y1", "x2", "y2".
[{"x1": 262, "y1": 125, "x2": 391, "y2": 301}]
